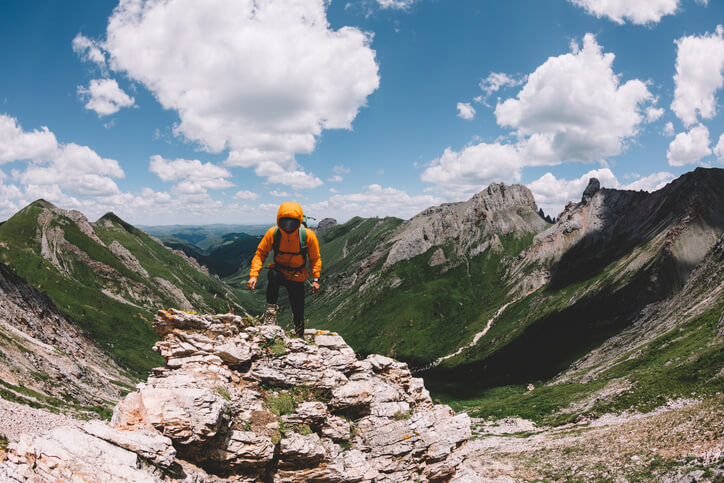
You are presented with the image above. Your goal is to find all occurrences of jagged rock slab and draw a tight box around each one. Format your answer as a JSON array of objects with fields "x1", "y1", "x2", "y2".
[{"x1": 0, "y1": 309, "x2": 474, "y2": 481}]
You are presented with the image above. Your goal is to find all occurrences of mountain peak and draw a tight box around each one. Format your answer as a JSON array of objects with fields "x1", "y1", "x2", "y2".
[
  {"x1": 27, "y1": 198, "x2": 56, "y2": 210},
  {"x1": 582, "y1": 177, "x2": 601, "y2": 201},
  {"x1": 97, "y1": 212, "x2": 137, "y2": 234}
]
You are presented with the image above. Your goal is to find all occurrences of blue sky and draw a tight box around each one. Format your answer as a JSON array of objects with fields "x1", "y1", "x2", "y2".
[{"x1": 0, "y1": 0, "x2": 723, "y2": 224}]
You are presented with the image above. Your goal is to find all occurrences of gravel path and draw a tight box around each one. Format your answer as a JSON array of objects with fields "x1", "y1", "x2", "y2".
[{"x1": 0, "y1": 397, "x2": 81, "y2": 441}]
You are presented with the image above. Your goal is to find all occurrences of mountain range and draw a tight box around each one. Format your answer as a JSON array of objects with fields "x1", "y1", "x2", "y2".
[{"x1": 0, "y1": 168, "x2": 722, "y2": 430}]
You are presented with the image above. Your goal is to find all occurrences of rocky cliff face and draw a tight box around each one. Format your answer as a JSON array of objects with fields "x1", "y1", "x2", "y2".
[
  {"x1": 510, "y1": 169, "x2": 724, "y2": 294},
  {"x1": 0, "y1": 309, "x2": 473, "y2": 482},
  {"x1": 385, "y1": 183, "x2": 547, "y2": 267},
  {"x1": 0, "y1": 262, "x2": 134, "y2": 412}
]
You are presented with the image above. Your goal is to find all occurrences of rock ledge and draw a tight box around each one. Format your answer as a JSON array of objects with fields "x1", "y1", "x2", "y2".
[{"x1": 1, "y1": 309, "x2": 472, "y2": 482}]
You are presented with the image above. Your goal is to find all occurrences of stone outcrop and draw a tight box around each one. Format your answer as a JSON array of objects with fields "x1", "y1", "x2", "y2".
[
  {"x1": 0, "y1": 309, "x2": 472, "y2": 482},
  {"x1": 385, "y1": 183, "x2": 547, "y2": 267},
  {"x1": 508, "y1": 168, "x2": 724, "y2": 296},
  {"x1": 316, "y1": 218, "x2": 338, "y2": 233}
]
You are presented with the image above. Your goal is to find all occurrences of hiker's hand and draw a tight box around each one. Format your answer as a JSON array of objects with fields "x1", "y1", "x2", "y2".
[
  {"x1": 247, "y1": 278, "x2": 257, "y2": 291},
  {"x1": 311, "y1": 281, "x2": 319, "y2": 294}
]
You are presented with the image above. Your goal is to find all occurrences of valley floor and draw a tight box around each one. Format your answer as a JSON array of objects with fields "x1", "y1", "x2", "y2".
[{"x1": 460, "y1": 394, "x2": 724, "y2": 482}]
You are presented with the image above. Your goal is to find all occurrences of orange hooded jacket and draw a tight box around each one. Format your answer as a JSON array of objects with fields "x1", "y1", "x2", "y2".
[{"x1": 249, "y1": 202, "x2": 321, "y2": 282}]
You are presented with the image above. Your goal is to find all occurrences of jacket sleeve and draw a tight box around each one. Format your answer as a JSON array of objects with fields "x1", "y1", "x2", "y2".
[
  {"x1": 249, "y1": 228, "x2": 275, "y2": 279},
  {"x1": 307, "y1": 230, "x2": 322, "y2": 279}
]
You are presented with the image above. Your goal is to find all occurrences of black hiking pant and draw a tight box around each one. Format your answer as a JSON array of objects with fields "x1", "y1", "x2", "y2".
[{"x1": 267, "y1": 268, "x2": 305, "y2": 336}]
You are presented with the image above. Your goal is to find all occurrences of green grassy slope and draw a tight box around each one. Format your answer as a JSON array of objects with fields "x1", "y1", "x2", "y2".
[
  {"x1": 304, "y1": 215, "x2": 541, "y2": 366},
  {"x1": 0, "y1": 202, "x2": 244, "y2": 376}
]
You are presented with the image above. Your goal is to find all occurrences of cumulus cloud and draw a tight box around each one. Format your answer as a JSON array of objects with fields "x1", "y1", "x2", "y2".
[
  {"x1": 715, "y1": 132, "x2": 724, "y2": 163},
  {"x1": 0, "y1": 114, "x2": 124, "y2": 198},
  {"x1": 528, "y1": 169, "x2": 674, "y2": 216},
  {"x1": 476, "y1": 72, "x2": 525, "y2": 106},
  {"x1": 308, "y1": 184, "x2": 442, "y2": 220},
  {"x1": 568, "y1": 0, "x2": 679, "y2": 24},
  {"x1": 423, "y1": 34, "x2": 656, "y2": 199},
  {"x1": 269, "y1": 189, "x2": 290, "y2": 197},
  {"x1": 671, "y1": 26, "x2": 724, "y2": 126},
  {"x1": 234, "y1": 190, "x2": 260, "y2": 200},
  {"x1": 98, "y1": 0, "x2": 378, "y2": 188},
  {"x1": 77, "y1": 78, "x2": 135, "y2": 116},
  {"x1": 327, "y1": 175, "x2": 344, "y2": 182},
  {"x1": 667, "y1": 124, "x2": 712, "y2": 166},
  {"x1": 72, "y1": 34, "x2": 107, "y2": 72},
  {"x1": 645, "y1": 106, "x2": 664, "y2": 123},
  {"x1": 456, "y1": 102, "x2": 476, "y2": 120},
  {"x1": 420, "y1": 142, "x2": 523, "y2": 199},
  {"x1": 496, "y1": 34, "x2": 655, "y2": 164},
  {"x1": 149, "y1": 155, "x2": 233, "y2": 193},
  {"x1": 377, "y1": 0, "x2": 415, "y2": 9},
  {"x1": 663, "y1": 122, "x2": 676, "y2": 136}
]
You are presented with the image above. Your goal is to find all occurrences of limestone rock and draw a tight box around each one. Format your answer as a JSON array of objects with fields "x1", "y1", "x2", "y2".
[
  {"x1": 316, "y1": 218, "x2": 338, "y2": 233},
  {"x1": 279, "y1": 432, "x2": 327, "y2": 466},
  {"x1": 582, "y1": 177, "x2": 601, "y2": 201},
  {"x1": 82, "y1": 420, "x2": 176, "y2": 467},
  {"x1": 0, "y1": 309, "x2": 471, "y2": 481}
]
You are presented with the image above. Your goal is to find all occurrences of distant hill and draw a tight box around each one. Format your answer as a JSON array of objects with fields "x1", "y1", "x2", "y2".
[{"x1": 0, "y1": 201, "x2": 246, "y2": 376}]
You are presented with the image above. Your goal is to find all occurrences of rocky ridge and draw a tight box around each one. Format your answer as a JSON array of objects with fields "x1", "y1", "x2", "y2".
[
  {"x1": 385, "y1": 183, "x2": 547, "y2": 267},
  {"x1": 0, "y1": 309, "x2": 474, "y2": 482},
  {"x1": 0, "y1": 262, "x2": 134, "y2": 409}
]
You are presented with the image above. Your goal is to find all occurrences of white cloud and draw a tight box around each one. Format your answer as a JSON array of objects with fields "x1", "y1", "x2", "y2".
[
  {"x1": 377, "y1": 0, "x2": 415, "y2": 9},
  {"x1": 149, "y1": 155, "x2": 233, "y2": 192},
  {"x1": 234, "y1": 190, "x2": 260, "y2": 200},
  {"x1": 421, "y1": 142, "x2": 523, "y2": 199},
  {"x1": 528, "y1": 169, "x2": 620, "y2": 216},
  {"x1": 714, "y1": 132, "x2": 724, "y2": 163},
  {"x1": 77, "y1": 78, "x2": 135, "y2": 116},
  {"x1": 0, "y1": 115, "x2": 58, "y2": 164},
  {"x1": 456, "y1": 102, "x2": 476, "y2": 120},
  {"x1": 568, "y1": 0, "x2": 679, "y2": 25},
  {"x1": 480, "y1": 72, "x2": 524, "y2": 96},
  {"x1": 333, "y1": 165, "x2": 351, "y2": 174},
  {"x1": 308, "y1": 184, "x2": 442, "y2": 220},
  {"x1": 621, "y1": 171, "x2": 675, "y2": 191},
  {"x1": 327, "y1": 175, "x2": 344, "y2": 182},
  {"x1": 663, "y1": 121, "x2": 676, "y2": 136},
  {"x1": 496, "y1": 34, "x2": 654, "y2": 164},
  {"x1": 528, "y1": 168, "x2": 674, "y2": 216},
  {"x1": 645, "y1": 106, "x2": 664, "y2": 123},
  {"x1": 0, "y1": 114, "x2": 124, "y2": 198},
  {"x1": 100, "y1": 0, "x2": 378, "y2": 187},
  {"x1": 667, "y1": 124, "x2": 712, "y2": 166},
  {"x1": 269, "y1": 189, "x2": 290, "y2": 197},
  {"x1": 671, "y1": 26, "x2": 724, "y2": 126},
  {"x1": 72, "y1": 34, "x2": 107, "y2": 72}
]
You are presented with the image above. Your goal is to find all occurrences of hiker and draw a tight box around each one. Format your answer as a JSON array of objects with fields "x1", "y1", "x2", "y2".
[{"x1": 247, "y1": 202, "x2": 321, "y2": 337}]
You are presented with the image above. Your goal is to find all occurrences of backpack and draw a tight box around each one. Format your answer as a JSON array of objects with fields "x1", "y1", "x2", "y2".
[{"x1": 272, "y1": 225, "x2": 308, "y2": 271}]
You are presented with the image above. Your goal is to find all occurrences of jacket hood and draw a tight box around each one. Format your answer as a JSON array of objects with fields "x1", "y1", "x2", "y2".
[{"x1": 277, "y1": 202, "x2": 303, "y2": 225}]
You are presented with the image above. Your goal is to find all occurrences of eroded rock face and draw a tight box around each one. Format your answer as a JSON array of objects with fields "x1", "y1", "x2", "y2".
[
  {"x1": 384, "y1": 183, "x2": 546, "y2": 267},
  {"x1": 0, "y1": 309, "x2": 473, "y2": 482}
]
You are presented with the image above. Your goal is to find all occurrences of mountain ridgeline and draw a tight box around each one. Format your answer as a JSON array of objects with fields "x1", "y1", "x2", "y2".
[
  {"x1": 0, "y1": 201, "x2": 246, "y2": 376},
  {"x1": 0, "y1": 168, "x2": 722, "y2": 426},
  {"x1": 304, "y1": 168, "x2": 724, "y2": 420}
]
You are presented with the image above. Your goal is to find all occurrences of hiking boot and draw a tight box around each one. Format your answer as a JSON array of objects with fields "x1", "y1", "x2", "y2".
[
  {"x1": 263, "y1": 303, "x2": 279, "y2": 325},
  {"x1": 294, "y1": 320, "x2": 304, "y2": 338}
]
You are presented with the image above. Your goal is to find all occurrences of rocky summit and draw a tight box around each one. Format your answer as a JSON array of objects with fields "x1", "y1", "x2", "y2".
[{"x1": 0, "y1": 309, "x2": 473, "y2": 482}]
